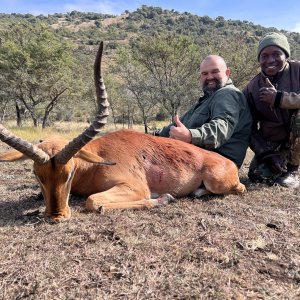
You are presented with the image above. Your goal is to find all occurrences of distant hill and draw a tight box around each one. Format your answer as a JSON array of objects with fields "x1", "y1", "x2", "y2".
[
  {"x1": 1, "y1": 5, "x2": 300, "y2": 128},
  {"x1": 1, "y1": 5, "x2": 300, "y2": 58}
]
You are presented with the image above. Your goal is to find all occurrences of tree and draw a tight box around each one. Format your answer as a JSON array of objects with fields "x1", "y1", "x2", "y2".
[
  {"x1": 0, "y1": 22, "x2": 76, "y2": 127},
  {"x1": 126, "y1": 33, "x2": 201, "y2": 118},
  {"x1": 103, "y1": 72, "x2": 131, "y2": 129},
  {"x1": 112, "y1": 47, "x2": 161, "y2": 133}
]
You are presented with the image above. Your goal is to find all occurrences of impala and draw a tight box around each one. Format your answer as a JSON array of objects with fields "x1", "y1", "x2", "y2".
[{"x1": 0, "y1": 42, "x2": 245, "y2": 221}]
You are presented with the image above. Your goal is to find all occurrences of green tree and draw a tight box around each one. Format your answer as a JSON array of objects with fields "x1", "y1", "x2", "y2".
[
  {"x1": 112, "y1": 47, "x2": 161, "y2": 133},
  {"x1": 129, "y1": 33, "x2": 201, "y2": 117},
  {"x1": 0, "y1": 22, "x2": 76, "y2": 127}
]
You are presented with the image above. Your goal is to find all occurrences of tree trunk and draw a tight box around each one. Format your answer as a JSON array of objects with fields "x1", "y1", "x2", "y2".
[
  {"x1": 15, "y1": 102, "x2": 23, "y2": 127},
  {"x1": 42, "y1": 89, "x2": 67, "y2": 129},
  {"x1": 32, "y1": 117, "x2": 38, "y2": 127},
  {"x1": 42, "y1": 110, "x2": 50, "y2": 129},
  {"x1": 110, "y1": 105, "x2": 118, "y2": 129},
  {"x1": 144, "y1": 121, "x2": 148, "y2": 134}
]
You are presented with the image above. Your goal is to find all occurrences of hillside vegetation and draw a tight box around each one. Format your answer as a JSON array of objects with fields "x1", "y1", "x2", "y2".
[
  {"x1": 0, "y1": 5, "x2": 300, "y2": 129},
  {"x1": 1, "y1": 6, "x2": 300, "y2": 51}
]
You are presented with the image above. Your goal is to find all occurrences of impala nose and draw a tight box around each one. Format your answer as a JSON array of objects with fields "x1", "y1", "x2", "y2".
[{"x1": 45, "y1": 207, "x2": 71, "y2": 222}]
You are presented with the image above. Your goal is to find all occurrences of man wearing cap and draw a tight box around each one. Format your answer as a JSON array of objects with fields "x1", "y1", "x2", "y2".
[{"x1": 244, "y1": 32, "x2": 300, "y2": 188}]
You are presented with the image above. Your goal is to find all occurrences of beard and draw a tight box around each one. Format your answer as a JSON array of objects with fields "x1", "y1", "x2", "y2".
[{"x1": 202, "y1": 78, "x2": 223, "y2": 96}]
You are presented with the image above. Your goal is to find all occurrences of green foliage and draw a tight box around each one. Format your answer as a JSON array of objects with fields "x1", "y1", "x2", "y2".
[
  {"x1": 0, "y1": 22, "x2": 77, "y2": 127},
  {"x1": 130, "y1": 33, "x2": 201, "y2": 116},
  {"x1": 0, "y1": 6, "x2": 299, "y2": 128},
  {"x1": 111, "y1": 33, "x2": 201, "y2": 129}
]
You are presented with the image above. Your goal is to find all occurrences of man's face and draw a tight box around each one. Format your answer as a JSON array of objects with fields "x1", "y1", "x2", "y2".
[
  {"x1": 259, "y1": 46, "x2": 287, "y2": 77},
  {"x1": 199, "y1": 57, "x2": 230, "y2": 95}
]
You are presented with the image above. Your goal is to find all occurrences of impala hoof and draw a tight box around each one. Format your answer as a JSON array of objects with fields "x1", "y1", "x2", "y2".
[
  {"x1": 86, "y1": 198, "x2": 99, "y2": 211},
  {"x1": 154, "y1": 193, "x2": 175, "y2": 205}
]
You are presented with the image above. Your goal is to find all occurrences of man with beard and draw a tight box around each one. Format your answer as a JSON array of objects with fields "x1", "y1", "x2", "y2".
[
  {"x1": 157, "y1": 55, "x2": 252, "y2": 168},
  {"x1": 244, "y1": 32, "x2": 300, "y2": 188}
]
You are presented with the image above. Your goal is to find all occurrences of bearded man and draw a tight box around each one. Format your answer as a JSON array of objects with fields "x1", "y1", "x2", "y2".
[{"x1": 157, "y1": 55, "x2": 252, "y2": 168}]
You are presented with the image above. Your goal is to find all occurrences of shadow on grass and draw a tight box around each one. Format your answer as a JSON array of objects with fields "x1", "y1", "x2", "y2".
[{"x1": 0, "y1": 190, "x2": 86, "y2": 227}]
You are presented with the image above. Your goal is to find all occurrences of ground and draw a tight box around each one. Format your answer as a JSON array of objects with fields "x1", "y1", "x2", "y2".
[{"x1": 0, "y1": 146, "x2": 299, "y2": 299}]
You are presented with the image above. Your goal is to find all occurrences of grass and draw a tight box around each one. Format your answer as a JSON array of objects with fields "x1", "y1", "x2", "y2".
[
  {"x1": 0, "y1": 122, "x2": 299, "y2": 299},
  {"x1": 5, "y1": 120, "x2": 169, "y2": 142}
]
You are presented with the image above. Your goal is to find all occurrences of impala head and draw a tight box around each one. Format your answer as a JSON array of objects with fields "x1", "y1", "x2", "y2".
[
  {"x1": 0, "y1": 42, "x2": 111, "y2": 221},
  {"x1": 35, "y1": 137, "x2": 113, "y2": 221},
  {"x1": 33, "y1": 137, "x2": 75, "y2": 220},
  {"x1": 34, "y1": 159, "x2": 74, "y2": 221}
]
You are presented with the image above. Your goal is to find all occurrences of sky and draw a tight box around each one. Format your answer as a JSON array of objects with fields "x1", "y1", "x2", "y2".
[{"x1": 1, "y1": 0, "x2": 300, "y2": 33}]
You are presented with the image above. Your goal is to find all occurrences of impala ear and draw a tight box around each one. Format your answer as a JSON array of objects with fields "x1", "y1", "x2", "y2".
[
  {"x1": 0, "y1": 149, "x2": 28, "y2": 162},
  {"x1": 75, "y1": 149, "x2": 116, "y2": 165}
]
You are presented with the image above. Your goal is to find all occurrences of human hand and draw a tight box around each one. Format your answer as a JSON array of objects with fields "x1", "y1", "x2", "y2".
[
  {"x1": 169, "y1": 115, "x2": 192, "y2": 143},
  {"x1": 259, "y1": 78, "x2": 277, "y2": 106}
]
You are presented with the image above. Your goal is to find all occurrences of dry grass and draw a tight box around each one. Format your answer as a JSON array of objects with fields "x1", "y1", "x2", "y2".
[
  {"x1": 5, "y1": 121, "x2": 150, "y2": 144},
  {"x1": 0, "y1": 128, "x2": 300, "y2": 299}
]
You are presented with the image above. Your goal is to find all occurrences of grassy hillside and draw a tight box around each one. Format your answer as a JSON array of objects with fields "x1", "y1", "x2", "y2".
[
  {"x1": 0, "y1": 6, "x2": 300, "y2": 127},
  {"x1": 1, "y1": 5, "x2": 300, "y2": 58}
]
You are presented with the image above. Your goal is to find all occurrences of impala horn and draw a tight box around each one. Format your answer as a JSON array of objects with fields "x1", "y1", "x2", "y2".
[
  {"x1": 0, "y1": 42, "x2": 108, "y2": 165},
  {"x1": 55, "y1": 41, "x2": 109, "y2": 164},
  {"x1": 0, "y1": 124, "x2": 50, "y2": 164}
]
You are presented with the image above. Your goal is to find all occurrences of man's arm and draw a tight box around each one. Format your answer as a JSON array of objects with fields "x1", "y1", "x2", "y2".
[
  {"x1": 258, "y1": 77, "x2": 300, "y2": 109},
  {"x1": 190, "y1": 89, "x2": 242, "y2": 150},
  {"x1": 280, "y1": 92, "x2": 300, "y2": 109}
]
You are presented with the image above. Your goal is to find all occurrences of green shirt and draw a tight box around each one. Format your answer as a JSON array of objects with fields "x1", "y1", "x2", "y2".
[{"x1": 159, "y1": 79, "x2": 252, "y2": 167}]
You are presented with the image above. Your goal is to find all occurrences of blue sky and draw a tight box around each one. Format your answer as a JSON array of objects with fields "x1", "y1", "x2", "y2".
[{"x1": 1, "y1": 0, "x2": 300, "y2": 33}]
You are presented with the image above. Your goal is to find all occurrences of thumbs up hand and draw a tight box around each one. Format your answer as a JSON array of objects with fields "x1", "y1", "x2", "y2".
[
  {"x1": 264, "y1": 77, "x2": 275, "y2": 88},
  {"x1": 259, "y1": 77, "x2": 277, "y2": 107},
  {"x1": 173, "y1": 115, "x2": 184, "y2": 127},
  {"x1": 169, "y1": 115, "x2": 192, "y2": 143}
]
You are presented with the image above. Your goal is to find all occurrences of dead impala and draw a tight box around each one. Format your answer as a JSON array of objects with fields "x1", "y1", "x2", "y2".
[{"x1": 0, "y1": 42, "x2": 245, "y2": 221}]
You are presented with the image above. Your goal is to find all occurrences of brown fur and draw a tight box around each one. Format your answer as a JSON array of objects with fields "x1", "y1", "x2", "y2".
[{"x1": 0, "y1": 129, "x2": 245, "y2": 220}]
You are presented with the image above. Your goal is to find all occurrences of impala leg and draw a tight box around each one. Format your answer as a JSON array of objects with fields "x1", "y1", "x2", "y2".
[
  {"x1": 86, "y1": 184, "x2": 174, "y2": 211},
  {"x1": 101, "y1": 194, "x2": 175, "y2": 211},
  {"x1": 86, "y1": 184, "x2": 147, "y2": 211},
  {"x1": 202, "y1": 166, "x2": 245, "y2": 195},
  {"x1": 99, "y1": 193, "x2": 175, "y2": 210},
  {"x1": 98, "y1": 199, "x2": 159, "y2": 211}
]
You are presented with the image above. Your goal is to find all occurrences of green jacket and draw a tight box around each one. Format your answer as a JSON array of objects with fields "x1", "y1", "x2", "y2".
[{"x1": 159, "y1": 79, "x2": 252, "y2": 167}]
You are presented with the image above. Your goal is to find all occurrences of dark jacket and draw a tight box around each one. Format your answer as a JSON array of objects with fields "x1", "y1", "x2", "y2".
[
  {"x1": 159, "y1": 79, "x2": 252, "y2": 167},
  {"x1": 243, "y1": 60, "x2": 300, "y2": 155}
]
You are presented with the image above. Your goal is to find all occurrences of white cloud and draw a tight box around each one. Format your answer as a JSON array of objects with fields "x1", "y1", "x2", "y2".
[{"x1": 293, "y1": 22, "x2": 300, "y2": 33}]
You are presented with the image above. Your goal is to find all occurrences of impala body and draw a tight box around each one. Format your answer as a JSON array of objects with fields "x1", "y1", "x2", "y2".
[
  {"x1": 0, "y1": 129, "x2": 245, "y2": 220},
  {"x1": 0, "y1": 42, "x2": 245, "y2": 221}
]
